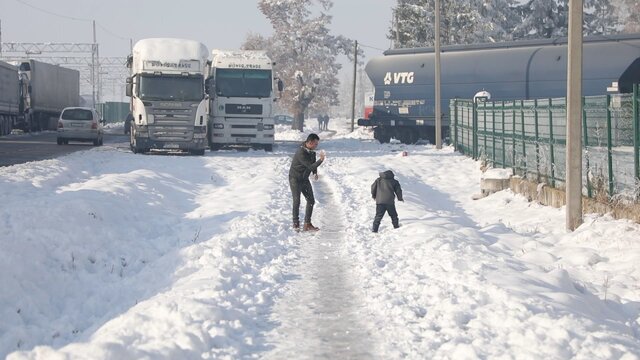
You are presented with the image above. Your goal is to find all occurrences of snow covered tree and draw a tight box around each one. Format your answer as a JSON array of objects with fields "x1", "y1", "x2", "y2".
[
  {"x1": 620, "y1": 0, "x2": 640, "y2": 32},
  {"x1": 514, "y1": 0, "x2": 569, "y2": 39},
  {"x1": 388, "y1": 0, "x2": 519, "y2": 48},
  {"x1": 515, "y1": 0, "x2": 619, "y2": 39},
  {"x1": 583, "y1": 0, "x2": 618, "y2": 34},
  {"x1": 244, "y1": 0, "x2": 359, "y2": 131}
]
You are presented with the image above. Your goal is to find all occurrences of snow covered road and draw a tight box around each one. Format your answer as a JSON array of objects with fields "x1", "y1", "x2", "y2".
[{"x1": 1, "y1": 123, "x2": 640, "y2": 359}]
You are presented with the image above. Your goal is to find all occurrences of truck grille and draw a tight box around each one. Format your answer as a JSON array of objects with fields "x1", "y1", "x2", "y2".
[
  {"x1": 150, "y1": 126, "x2": 194, "y2": 141},
  {"x1": 231, "y1": 124, "x2": 257, "y2": 129},
  {"x1": 149, "y1": 107, "x2": 195, "y2": 140},
  {"x1": 231, "y1": 134, "x2": 256, "y2": 138}
]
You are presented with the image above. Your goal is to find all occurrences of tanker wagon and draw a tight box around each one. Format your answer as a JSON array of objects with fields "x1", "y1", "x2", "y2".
[{"x1": 359, "y1": 33, "x2": 640, "y2": 144}]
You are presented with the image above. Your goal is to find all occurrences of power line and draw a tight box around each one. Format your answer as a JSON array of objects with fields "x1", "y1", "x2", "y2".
[
  {"x1": 15, "y1": 0, "x2": 91, "y2": 22},
  {"x1": 15, "y1": 0, "x2": 129, "y2": 42},
  {"x1": 358, "y1": 42, "x2": 387, "y2": 52}
]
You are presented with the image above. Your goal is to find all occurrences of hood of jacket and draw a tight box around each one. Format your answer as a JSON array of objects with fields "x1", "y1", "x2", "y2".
[{"x1": 379, "y1": 170, "x2": 395, "y2": 179}]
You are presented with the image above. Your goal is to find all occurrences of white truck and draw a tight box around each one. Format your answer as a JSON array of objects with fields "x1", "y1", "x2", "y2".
[
  {"x1": 206, "y1": 50, "x2": 282, "y2": 151},
  {"x1": 0, "y1": 60, "x2": 19, "y2": 136},
  {"x1": 16, "y1": 60, "x2": 80, "y2": 132},
  {"x1": 126, "y1": 38, "x2": 209, "y2": 155}
]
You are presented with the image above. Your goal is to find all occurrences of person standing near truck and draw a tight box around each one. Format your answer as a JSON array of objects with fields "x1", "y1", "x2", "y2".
[{"x1": 289, "y1": 133, "x2": 325, "y2": 231}]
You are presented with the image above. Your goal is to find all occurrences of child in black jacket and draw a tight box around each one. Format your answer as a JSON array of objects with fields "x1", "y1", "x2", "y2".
[{"x1": 371, "y1": 170, "x2": 403, "y2": 233}]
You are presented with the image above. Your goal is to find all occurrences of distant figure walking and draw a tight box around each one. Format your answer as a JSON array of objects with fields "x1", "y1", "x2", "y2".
[
  {"x1": 317, "y1": 115, "x2": 323, "y2": 131},
  {"x1": 323, "y1": 114, "x2": 330, "y2": 131},
  {"x1": 289, "y1": 133, "x2": 326, "y2": 231},
  {"x1": 371, "y1": 170, "x2": 403, "y2": 233}
]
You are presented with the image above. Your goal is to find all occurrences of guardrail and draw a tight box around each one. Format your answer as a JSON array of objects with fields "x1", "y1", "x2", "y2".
[{"x1": 450, "y1": 84, "x2": 640, "y2": 201}]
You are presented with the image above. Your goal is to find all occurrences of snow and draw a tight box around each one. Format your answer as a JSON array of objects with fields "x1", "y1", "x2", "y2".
[{"x1": 1, "y1": 118, "x2": 640, "y2": 359}]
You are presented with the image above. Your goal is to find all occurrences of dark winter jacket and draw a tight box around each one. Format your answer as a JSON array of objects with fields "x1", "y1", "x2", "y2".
[
  {"x1": 289, "y1": 144, "x2": 323, "y2": 180},
  {"x1": 371, "y1": 170, "x2": 403, "y2": 205}
]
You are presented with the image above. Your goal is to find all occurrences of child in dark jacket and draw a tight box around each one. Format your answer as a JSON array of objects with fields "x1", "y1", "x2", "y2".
[{"x1": 371, "y1": 170, "x2": 403, "y2": 233}]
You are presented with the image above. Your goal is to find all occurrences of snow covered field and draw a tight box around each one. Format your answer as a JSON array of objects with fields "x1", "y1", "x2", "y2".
[{"x1": 1, "y1": 120, "x2": 640, "y2": 359}]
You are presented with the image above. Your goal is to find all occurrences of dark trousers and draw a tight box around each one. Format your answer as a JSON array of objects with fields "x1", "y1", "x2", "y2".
[
  {"x1": 290, "y1": 177, "x2": 315, "y2": 224},
  {"x1": 372, "y1": 203, "x2": 399, "y2": 232}
]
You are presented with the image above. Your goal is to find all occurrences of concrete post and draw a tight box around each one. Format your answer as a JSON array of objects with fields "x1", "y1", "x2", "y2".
[{"x1": 566, "y1": 0, "x2": 584, "y2": 231}]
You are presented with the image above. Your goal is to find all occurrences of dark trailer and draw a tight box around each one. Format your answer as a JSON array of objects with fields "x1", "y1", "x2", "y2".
[{"x1": 359, "y1": 33, "x2": 640, "y2": 144}]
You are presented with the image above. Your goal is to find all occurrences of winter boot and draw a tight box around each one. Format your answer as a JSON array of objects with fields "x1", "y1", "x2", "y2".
[
  {"x1": 293, "y1": 222, "x2": 300, "y2": 231},
  {"x1": 303, "y1": 222, "x2": 319, "y2": 231}
]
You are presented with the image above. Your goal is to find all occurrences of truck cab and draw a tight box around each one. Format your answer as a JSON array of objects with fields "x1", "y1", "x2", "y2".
[
  {"x1": 126, "y1": 38, "x2": 209, "y2": 155},
  {"x1": 206, "y1": 50, "x2": 279, "y2": 151}
]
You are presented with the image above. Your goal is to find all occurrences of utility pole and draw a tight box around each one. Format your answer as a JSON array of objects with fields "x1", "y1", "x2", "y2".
[
  {"x1": 92, "y1": 20, "x2": 97, "y2": 108},
  {"x1": 566, "y1": 0, "x2": 584, "y2": 231},
  {"x1": 434, "y1": 0, "x2": 442, "y2": 149},
  {"x1": 351, "y1": 41, "x2": 358, "y2": 132}
]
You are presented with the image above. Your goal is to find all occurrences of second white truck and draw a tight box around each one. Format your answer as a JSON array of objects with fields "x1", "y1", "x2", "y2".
[
  {"x1": 206, "y1": 50, "x2": 282, "y2": 151},
  {"x1": 126, "y1": 38, "x2": 209, "y2": 155}
]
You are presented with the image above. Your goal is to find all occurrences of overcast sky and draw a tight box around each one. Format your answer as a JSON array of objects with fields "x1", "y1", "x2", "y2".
[{"x1": 1, "y1": 0, "x2": 395, "y2": 62}]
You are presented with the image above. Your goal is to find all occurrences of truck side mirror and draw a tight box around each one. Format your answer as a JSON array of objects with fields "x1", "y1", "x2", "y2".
[
  {"x1": 277, "y1": 79, "x2": 284, "y2": 92},
  {"x1": 126, "y1": 83, "x2": 132, "y2": 97}
]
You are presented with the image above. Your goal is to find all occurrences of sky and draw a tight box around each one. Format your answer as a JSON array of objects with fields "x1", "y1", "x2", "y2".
[
  {"x1": 1, "y1": 121, "x2": 640, "y2": 358},
  {"x1": 0, "y1": 0, "x2": 395, "y2": 61}
]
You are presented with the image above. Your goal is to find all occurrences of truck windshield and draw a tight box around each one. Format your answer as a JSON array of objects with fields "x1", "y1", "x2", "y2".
[
  {"x1": 138, "y1": 74, "x2": 204, "y2": 101},
  {"x1": 215, "y1": 69, "x2": 272, "y2": 98}
]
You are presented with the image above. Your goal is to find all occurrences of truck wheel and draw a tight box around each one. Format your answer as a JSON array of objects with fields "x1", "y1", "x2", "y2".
[
  {"x1": 57, "y1": 138, "x2": 63, "y2": 145},
  {"x1": 263, "y1": 144, "x2": 273, "y2": 152},
  {"x1": 191, "y1": 149, "x2": 205, "y2": 156},
  {"x1": 209, "y1": 143, "x2": 222, "y2": 151}
]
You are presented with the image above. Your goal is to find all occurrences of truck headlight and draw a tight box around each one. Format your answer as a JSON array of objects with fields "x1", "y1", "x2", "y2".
[
  {"x1": 263, "y1": 124, "x2": 274, "y2": 130},
  {"x1": 213, "y1": 123, "x2": 224, "y2": 129}
]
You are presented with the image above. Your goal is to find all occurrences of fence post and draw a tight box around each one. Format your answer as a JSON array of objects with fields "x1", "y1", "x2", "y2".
[
  {"x1": 534, "y1": 99, "x2": 540, "y2": 182},
  {"x1": 483, "y1": 101, "x2": 488, "y2": 159},
  {"x1": 548, "y1": 98, "x2": 556, "y2": 188},
  {"x1": 521, "y1": 100, "x2": 527, "y2": 177},
  {"x1": 492, "y1": 101, "x2": 496, "y2": 166},
  {"x1": 462, "y1": 103, "x2": 466, "y2": 154},
  {"x1": 512, "y1": 100, "x2": 516, "y2": 175},
  {"x1": 473, "y1": 100, "x2": 478, "y2": 159},
  {"x1": 502, "y1": 101, "x2": 506, "y2": 169},
  {"x1": 453, "y1": 99, "x2": 458, "y2": 152},
  {"x1": 583, "y1": 97, "x2": 592, "y2": 198},
  {"x1": 634, "y1": 84, "x2": 639, "y2": 190},
  {"x1": 606, "y1": 94, "x2": 614, "y2": 197}
]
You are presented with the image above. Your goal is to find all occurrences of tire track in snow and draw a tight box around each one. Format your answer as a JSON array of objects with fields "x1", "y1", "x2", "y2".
[{"x1": 263, "y1": 176, "x2": 377, "y2": 359}]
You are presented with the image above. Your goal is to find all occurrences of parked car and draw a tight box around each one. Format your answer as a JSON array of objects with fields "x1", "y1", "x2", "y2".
[
  {"x1": 124, "y1": 112, "x2": 133, "y2": 134},
  {"x1": 274, "y1": 114, "x2": 294, "y2": 125},
  {"x1": 57, "y1": 107, "x2": 104, "y2": 146}
]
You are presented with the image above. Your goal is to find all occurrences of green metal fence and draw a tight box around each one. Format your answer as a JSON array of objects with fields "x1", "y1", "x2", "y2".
[{"x1": 451, "y1": 84, "x2": 640, "y2": 201}]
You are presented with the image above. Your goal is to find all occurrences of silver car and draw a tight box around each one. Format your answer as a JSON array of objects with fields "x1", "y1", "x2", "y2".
[{"x1": 57, "y1": 107, "x2": 104, "y2": 146}]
